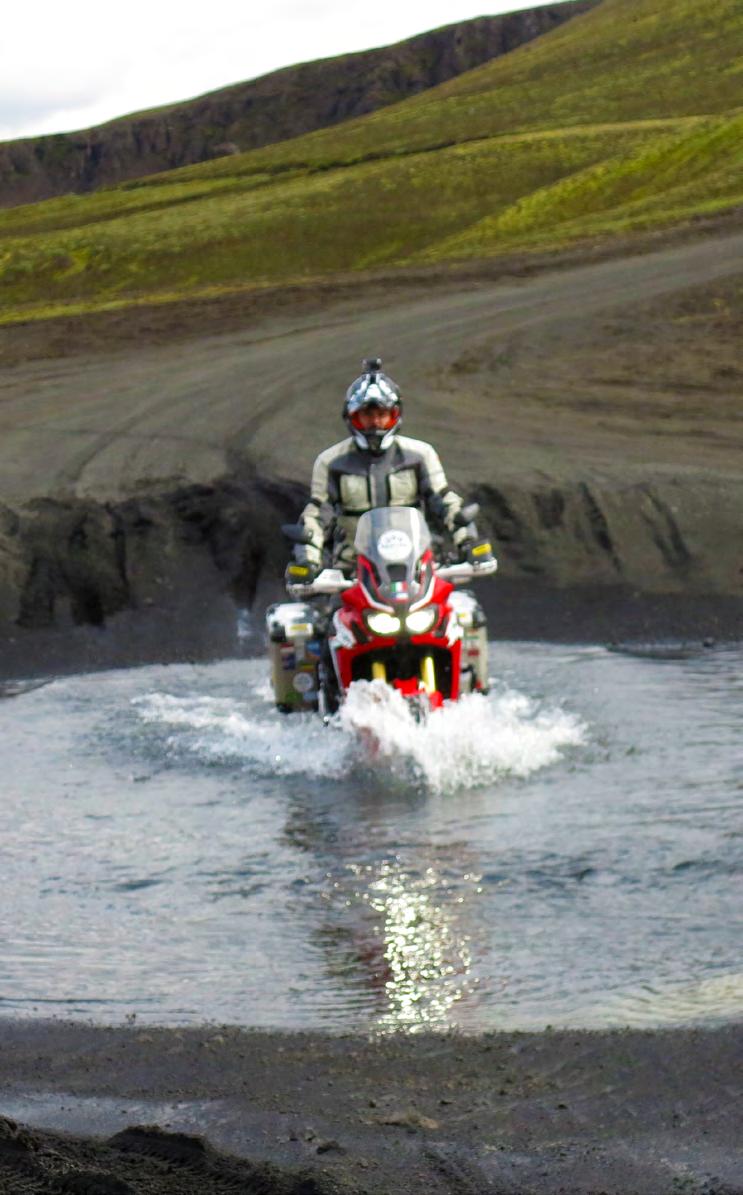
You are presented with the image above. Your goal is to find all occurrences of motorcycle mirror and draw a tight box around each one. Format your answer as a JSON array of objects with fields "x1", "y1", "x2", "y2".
[
  {"x1": 281, "y1": 523, "x2": 313, "y2": 545},
  {"x1": 454, "y1": 503, "x2": 480, "y2": 528}
]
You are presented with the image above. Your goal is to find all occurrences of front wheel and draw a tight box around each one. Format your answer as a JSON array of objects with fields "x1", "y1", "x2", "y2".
[
  {"x1": 406, "y1": 693, "x2": 430, "y2": 723},
  {"x1": 318, "y1": 677, "x2": 340, "y2": 718}
]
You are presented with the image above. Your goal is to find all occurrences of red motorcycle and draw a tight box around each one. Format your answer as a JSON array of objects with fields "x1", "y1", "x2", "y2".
[{"x1": 267, "y1": 507, "x2": 496, "y2": 718}]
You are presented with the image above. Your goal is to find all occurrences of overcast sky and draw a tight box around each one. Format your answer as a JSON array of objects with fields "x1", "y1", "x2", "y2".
[{"x1": 2, "y1": 0, "x2": 548, "y2": 142}]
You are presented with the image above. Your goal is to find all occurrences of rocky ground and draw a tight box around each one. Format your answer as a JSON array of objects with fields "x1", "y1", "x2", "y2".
[{"x1": 0, "y1": 1021, "x2": 741, "y2": 1194}]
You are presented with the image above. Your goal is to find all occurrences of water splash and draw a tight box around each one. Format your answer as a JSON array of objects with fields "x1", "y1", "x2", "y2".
[
  {"x1": 132, "y1": 693, "x2": 352, "y2": 778},
  {"x1": 339, "y1": 680, "x2": 585, "y2": 793},
  {"x1": 2, "y1": 647, "x2": 740, "y2": 1030},
  {"x1": 133, "y1": 678, "x2": 585, "y2": 794}
]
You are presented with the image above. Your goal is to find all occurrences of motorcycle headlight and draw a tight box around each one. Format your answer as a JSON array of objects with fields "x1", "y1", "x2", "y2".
[
  {"x1": 405, "y1": 608, "x2": 436, "y2": 635},
  {"x1": 366, "y1": 611, "x2": 402, "y2": 636}
]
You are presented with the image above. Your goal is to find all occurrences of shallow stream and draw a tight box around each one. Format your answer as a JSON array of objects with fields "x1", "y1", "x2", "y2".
[{"x1": 1, "y1": 642, "x2": 740, "y2": 1032}]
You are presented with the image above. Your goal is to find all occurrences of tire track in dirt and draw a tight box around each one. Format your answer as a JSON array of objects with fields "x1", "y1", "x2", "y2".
[{"x1": 1, "y1": 229, "x2": 742, "y2": 503}]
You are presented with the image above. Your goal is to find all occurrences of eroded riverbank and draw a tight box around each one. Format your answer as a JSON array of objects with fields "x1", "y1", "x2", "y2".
[{"x1": 0, "y1": 473, "x2": 741, "y2": 683}]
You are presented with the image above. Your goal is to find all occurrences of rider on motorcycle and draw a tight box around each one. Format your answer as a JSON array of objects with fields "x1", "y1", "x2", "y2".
[{"x1": 286, "y1": 357, "x2": 494, "y2": 586}]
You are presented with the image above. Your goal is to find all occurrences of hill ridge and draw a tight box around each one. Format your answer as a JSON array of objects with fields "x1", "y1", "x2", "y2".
[
  {"x1": 1, "y1": 0, "x2": 741, "y2": 326},
  {"x1": 0, "y1": 1, "x2": 593, "y2": 209}
]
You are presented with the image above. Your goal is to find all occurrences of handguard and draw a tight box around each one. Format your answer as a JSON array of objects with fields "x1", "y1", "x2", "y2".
[
  {"x1": 436, "y1": 556, "x2": 498, "y2": 584},
  {"x1": 286, "y1": 567, "x2": 353, "y2": 599}
]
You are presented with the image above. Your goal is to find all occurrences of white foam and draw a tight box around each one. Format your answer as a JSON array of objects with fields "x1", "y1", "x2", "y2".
[
  {"x1": 132, "y1": 677, "x2": 585, "y2": 794},
  {"x1": 338, "y1": 680, "x2": 585, "y2": 793},
  {"x1": 132, "y1": 693, "x2": 351, "y2": 778},
  {"x1": 567, "y1": 970, "x2": 743, "y2": 1030}
]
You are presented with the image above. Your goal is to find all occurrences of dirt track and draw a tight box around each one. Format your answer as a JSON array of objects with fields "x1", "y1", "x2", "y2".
[
  {"x1": 1, "y1": 229, "x2": 743, "y2": 506},
  {"x1": 0, "y1": 226, "x2": 741, "y2": 665}
]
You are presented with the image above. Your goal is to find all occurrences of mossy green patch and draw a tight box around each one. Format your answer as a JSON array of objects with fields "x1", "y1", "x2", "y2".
[{"x1": 420, "y1": 114, "x2": 743, "y2": 260}]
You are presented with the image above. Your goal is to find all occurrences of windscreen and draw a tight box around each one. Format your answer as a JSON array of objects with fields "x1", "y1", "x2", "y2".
[{"x1": 354, "y1": 507, "x2": 432, "y2": 608}]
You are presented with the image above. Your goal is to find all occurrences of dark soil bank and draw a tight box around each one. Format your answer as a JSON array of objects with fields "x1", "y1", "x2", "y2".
[
  {"x1": 0, "y1": 477, "x2": 303, "y2": 679},
  {"x1": 1, "y1": 474, "x2": 742, "y2": 682},
  {"x1": 0, "y1": 1022, "x2": 741, "y2": 1194}
]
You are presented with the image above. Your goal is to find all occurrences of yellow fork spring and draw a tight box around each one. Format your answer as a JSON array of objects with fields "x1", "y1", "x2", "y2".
[
  {"x1": 421, "y1": 655, "x2": 436, "y2": 694},
  {"x1": 372, "y1": 661, "x2": 387, "y2": 683}
]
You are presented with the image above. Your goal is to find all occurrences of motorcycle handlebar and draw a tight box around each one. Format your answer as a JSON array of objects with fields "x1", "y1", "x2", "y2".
[{"x1": 287, "y1": 558, "x2": 497, "y2": 598}]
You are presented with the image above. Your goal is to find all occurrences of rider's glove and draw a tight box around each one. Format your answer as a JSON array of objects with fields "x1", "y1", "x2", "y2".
[
  {"x1": 284, "y1": 560, "x2": 319, "y2": 589},
  {"x1": 465, "y1": 538, "x2": 496, "y2": 569}
]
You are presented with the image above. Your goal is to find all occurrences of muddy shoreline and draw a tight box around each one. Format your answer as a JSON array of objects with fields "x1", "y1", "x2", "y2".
[{"x1": 0, "y1": 1020, "x2": 741, "y2": 1194}]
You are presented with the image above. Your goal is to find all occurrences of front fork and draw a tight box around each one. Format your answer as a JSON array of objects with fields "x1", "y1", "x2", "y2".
[{"x1": 371, "y1": 655, "x2": 436, "y2": 693}]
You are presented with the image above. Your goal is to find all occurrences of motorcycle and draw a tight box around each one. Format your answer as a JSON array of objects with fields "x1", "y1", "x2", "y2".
[{"x1": 266, "y1": 506, "x2": 496, "y2": 719}]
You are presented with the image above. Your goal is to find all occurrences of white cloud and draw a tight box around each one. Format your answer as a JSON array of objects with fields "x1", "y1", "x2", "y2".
[{"x1": 1, "y1": 0, "x2": 548, "y2": 141}]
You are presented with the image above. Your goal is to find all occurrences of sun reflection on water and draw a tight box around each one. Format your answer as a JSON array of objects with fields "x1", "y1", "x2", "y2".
[{"x1": 347, "y1": 859, "x2": 482, "y2": 1031}]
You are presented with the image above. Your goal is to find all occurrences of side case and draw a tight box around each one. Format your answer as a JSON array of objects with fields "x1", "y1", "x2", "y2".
[
  {"x1": 265, "y1": 602, "x2": 321, "y2": 712},
  {"x1": 449, "y1": 589, "x2": 489, "y2": 693}
]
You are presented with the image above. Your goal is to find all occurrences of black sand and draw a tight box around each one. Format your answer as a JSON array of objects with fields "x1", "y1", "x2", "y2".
[{"x1": 1, "y1": 1021, "x2": 741, "y2": 1194}]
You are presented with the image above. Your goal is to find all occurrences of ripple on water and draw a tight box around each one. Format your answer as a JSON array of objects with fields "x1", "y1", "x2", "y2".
[
  {"x1": 132, "y1": 678, "x2": 585, "y2": 795},
  {"x1": 0, "y1": 645, "x2": 740, "y2": 1031}
]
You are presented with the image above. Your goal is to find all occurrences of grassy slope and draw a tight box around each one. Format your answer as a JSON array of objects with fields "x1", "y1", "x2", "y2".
[
  {"x1": 1, "y1": 0, "x2": 742, "y2": 322},
  {"x1": 164, "y1": 0, "x2": 742, "y2": 177}
]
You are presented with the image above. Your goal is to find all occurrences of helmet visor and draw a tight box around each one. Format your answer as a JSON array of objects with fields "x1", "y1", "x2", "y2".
[{"x1": 350, "y1": 406, "x2": 398, "y2": 432}]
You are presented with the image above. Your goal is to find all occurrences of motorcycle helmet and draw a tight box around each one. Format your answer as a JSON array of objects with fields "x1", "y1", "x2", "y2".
[{"x1": 343, "y1": 356, "x2": 402, "y2": 454}]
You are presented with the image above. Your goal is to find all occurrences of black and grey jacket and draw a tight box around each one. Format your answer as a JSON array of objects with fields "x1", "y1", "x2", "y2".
[{"x1": 299, "y1": 434, "x2": 468, "y2": 571}]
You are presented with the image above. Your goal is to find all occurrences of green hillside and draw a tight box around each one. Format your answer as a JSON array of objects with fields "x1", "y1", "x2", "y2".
[
  {"x1": 1, "y1": 0, "x2": 742, "y2": 325},
  {"x1": 165, "y1": 0, "x2": 743, "y2": 180},
  {"x1": 0, "y1": 3, "x2": 594, "y2": 208}
]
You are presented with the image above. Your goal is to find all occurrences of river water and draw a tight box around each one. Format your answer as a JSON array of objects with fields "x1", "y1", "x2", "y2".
[{"x1": 0, "y1": 642, "x2": 740, "y2": 1033}]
